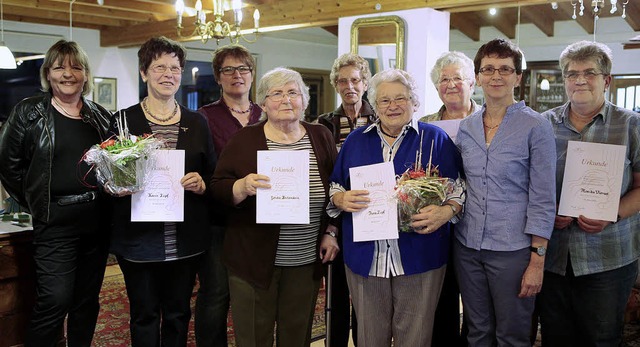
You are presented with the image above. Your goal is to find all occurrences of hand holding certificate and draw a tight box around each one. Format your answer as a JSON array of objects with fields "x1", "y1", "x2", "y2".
[
  {"x1": 256, "y1": 150, "x2": 310, "y2": 224},
  {"x1": 349, "y1": 162, "x2": 399, "y2": 242},
  {"x1": 558, "y1": 141, "x2": 626, "y2": 222}
]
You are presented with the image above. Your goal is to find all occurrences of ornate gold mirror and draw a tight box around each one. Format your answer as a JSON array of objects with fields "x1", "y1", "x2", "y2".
[{"x1": 350, "y1": 15, "x2": 406, "y2": 71}]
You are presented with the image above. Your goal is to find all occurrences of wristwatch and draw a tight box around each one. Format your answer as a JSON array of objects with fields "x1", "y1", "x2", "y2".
[
  {"x1": 530, "y1": 245, "x2": 547, "y2": 257},
  {"x1": 324, "y1": 230, "x2": 337, "y2": 238}
]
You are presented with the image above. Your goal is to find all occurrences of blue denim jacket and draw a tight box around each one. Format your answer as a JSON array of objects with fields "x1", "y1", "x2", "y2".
[{"x1": 455, "y1": 101, "x2": 556, "y2": 251}]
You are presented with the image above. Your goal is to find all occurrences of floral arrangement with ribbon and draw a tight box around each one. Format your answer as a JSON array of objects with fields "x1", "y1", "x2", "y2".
[
  {"x1": 395, "y1": 133, "x2": 454, "y2": 232},
  {"x1": 84, "y1": 112, "x2": 164, "y2": 196}
]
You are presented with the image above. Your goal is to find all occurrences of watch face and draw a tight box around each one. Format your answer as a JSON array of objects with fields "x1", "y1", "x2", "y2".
[{"x1": 536, "y1": 247, "x2": 546, "y2": 256}]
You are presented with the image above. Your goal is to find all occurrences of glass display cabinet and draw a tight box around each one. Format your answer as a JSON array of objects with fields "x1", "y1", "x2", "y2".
[{"x1": 515, "y1": 61, "x2": 567, "y2": 113}]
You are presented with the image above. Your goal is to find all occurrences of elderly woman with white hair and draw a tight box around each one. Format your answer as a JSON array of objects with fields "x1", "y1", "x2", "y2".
[
  {"x1": 328, "y1": 69, "x2": 465, "y2": 346},
  {"x1": 211, "y1": 67, "x2": 339, "y2": 347},
  {"x1": 420, "y1": 51, "x2": 480, "y2": 123}
]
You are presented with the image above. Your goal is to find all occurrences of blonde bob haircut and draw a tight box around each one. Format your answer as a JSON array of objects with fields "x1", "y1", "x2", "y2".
[{"x1": 40, "y1": 40, "x2": 93, "y2": 97}]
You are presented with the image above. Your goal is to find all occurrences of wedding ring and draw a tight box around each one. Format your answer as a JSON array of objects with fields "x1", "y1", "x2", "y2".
[{"x1": 425, "y1": 226, "x2": 429, "y2": 232}]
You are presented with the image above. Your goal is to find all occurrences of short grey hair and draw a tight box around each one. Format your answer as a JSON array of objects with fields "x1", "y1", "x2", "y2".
[
  {"x1": 329, "y1": 53, "x2": 372, "y2": 89},
  {"x1": 430, "y1": 51, "x2": 475, "y2": 86},
  {"x1": 256, "y1": 67, "x2": 310, "y2": 120},
  {"x1": 559, "y1": 40, "x2": 613, "y2": 75},
  {"x1": 368, "y1": 69, "x2": 420, "y2": 114}
]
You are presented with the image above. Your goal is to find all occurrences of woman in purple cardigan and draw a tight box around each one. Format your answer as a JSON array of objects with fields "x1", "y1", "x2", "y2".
[
  {"x1": 328, "y1": 69, "x2": 465, "y2": 346},
  {"x1": 211, "y1": 67, "x2": 339, "y2": 347}
]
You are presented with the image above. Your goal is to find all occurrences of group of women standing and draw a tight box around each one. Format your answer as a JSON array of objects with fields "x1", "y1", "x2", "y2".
[{"x1": 0, "y1": 33, "x2": 637, "y2": 347}]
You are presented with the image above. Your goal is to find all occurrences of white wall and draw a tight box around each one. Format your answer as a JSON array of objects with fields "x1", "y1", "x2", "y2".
[
  {"x1": 3, "y1": 20, "x2": 338, "y2": 112},
  {"x1": 338, "y1": 8, "x2": 450, "y2": 117}
]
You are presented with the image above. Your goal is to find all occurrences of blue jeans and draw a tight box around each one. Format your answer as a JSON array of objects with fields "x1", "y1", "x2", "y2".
[
  {"x1": 194, "y1": 225, "x2": 230, "y2": 347},
  {"x1": 539, "y1": 259, "x2": 638, "y2": 347}
]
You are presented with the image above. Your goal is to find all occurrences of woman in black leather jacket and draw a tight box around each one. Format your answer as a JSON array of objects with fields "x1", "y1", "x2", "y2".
[{"x1": 0, "y1": 40, "x2": 112, "y2": 347}]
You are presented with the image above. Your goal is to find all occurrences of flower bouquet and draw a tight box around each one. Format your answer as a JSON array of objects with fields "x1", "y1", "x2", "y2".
[
  {"x1": 84, "y1": 112, "x2": 164, "y2": 196},
  {"x1": 395, "y1": 134, "x2": 454, "y2": 232}
]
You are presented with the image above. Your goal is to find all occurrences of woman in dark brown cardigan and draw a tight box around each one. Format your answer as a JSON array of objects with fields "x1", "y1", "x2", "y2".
[{"x1": 211, "y1": 67, "x2": 339, "y2": 347}]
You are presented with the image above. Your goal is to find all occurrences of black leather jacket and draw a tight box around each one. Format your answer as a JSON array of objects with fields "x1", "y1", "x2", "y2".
[{"x1": 0, "y1": 93, "x2": 112, "y2": 222}]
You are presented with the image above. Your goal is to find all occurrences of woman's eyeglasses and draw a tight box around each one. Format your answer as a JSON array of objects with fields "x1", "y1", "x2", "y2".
[
  {"x1": 478, "y1": 66, "x2": 516, "y2": 76},
  {"x1": 266, "y1": 91, "x2": 302, "y2": 102},
  {"x1": 563, "y1": 70, "x2": 605, "y2": 82},
  {"x1": 377, "y1": 96, "x2": 409, "y2": 108},
  {"x1": 150, "y1": 65, "x2": 183, "y2": 75},
  {"x1": 219, "y1": 66, "x2": 252, "y2": 75}
]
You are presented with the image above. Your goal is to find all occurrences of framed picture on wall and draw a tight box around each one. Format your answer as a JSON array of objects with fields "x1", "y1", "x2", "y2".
[{"x1": 93, "y1": 77, "x2": 117, "y2": 112}]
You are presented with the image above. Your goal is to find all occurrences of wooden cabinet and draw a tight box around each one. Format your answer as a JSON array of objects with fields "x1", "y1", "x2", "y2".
[{"x1": 0, "y1": 230, "x2": 35, "y2": 347}]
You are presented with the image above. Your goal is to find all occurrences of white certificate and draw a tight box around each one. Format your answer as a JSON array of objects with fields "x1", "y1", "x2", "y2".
[
  {"x1": 558, "y1": 141, "x2": 626, "y2": 222},
  {"x1": 349, "y1": 162, "x2": 399, "y2": 242},
  {"x1": 429, "y1": 119, "x2": 462, "y2": 142},
  {"x1": 131, "y1": 150, "x2": 185, "y2": 222},
  {"x1": 256, "y1": 150, "x2": 309, "y2": 224}
]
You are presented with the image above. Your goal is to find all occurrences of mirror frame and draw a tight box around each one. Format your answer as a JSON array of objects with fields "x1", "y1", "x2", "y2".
[{"x1": 350, "y1": 15, "x2": 406, "y2": 71}]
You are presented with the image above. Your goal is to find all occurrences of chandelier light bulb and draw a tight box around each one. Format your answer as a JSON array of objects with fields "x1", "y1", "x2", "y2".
[
  {"x1": 175, "y1": 0, "x2": 184, "y2": 15},
  {"x1": 195, "y1": 0, "x2": 202, "y2": 12},
  {"x1": 253, "y1": 9, "x2": 260, "y2": 29},
  {"x1": 232, "y1": 0, "x2": 242, "y2": 11}
]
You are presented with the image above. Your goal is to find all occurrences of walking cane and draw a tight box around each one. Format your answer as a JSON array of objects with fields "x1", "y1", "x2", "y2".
[{"x1": 325, "y1": 261, "x2": 333, "y2": 347}]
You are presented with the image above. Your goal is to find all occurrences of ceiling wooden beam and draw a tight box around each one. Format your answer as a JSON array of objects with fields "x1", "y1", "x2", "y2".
[
  {"x1": 450, "y1": 12, "x2": 481, "y2": 41},
  {"x1": 622, "y1": 0, "x2": 640, "y2": 31},
  {"x1": 522, "y1": 4, "x2": 554, "y2": 37}
]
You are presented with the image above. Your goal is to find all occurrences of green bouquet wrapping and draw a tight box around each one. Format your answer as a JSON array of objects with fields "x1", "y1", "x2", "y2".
[
  {"x1": 394, "y1": 134, "x2": 454, "y2": 232},
  {"x1": 83, "y1": 112, "x2": 164, "y2": 196}
]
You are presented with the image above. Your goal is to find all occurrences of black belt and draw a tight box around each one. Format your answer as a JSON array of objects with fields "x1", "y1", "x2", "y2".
[{"x1": 53, "y1": 191, "x2": 97, "y2": 206}]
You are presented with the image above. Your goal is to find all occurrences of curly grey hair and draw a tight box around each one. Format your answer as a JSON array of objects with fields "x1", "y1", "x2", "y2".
[{"x1": 368, "y1": 69, "x2": 420, "y2": 114}]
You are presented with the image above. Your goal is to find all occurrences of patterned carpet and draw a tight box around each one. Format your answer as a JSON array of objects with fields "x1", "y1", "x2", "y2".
[{"x1": 92, "y1": 268, "x2": 326, "y2": 346}]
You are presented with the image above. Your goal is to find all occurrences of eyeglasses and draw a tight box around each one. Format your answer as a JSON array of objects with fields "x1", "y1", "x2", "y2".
[
  {"x1": 219, "y1": 66, "x2": 252, "y2": 75},
  {"x1": 266, "y1": 91, "x2": 302, "y2": 102},
  {"x1": 478, "y1": 66, "x2": 516, "y2": 76},
  {"x1": 376, "y1": 96, "x2": 409, "y2": 108},
  {"x1": 438, "y1": 76, "x2": 466, "y2": 86},
  {"x1": 563, "y1": 70, "x2": 605, "y2": 82},
  {"x1": 150, "y1": 65, "x2": 183, "y2": 75},
  {"x1": 337, "y1": 78, "x2": 362, "y2": 86}
]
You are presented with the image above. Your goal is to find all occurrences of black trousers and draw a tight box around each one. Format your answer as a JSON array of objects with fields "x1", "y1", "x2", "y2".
[
  {"x1": 432, "y1": 229, "x2": 468, "y2": 347},
  {"x1": 26, "y1": 200, "x2": 109, "y2": 347},
  {"x1": 117, "y1": 254, "x2": 201, "y2": 347},
  {"x1": 328, "y1": 247, "x2": 358, "y2": 347},
  {"x1": 195, "y1": 225, "x2": 230, "y2": 347}
]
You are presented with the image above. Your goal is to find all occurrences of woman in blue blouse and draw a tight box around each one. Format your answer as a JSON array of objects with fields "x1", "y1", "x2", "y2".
[
  {"x1": 328, "y1": 69, "x2": 464, "y2": 346},
  {"x1": 454, "y1": 38, "x2": 557, "y2": 346}
]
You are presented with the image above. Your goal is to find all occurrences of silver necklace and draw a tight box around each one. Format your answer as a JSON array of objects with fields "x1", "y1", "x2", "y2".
[
  {"x1": 142, "y1": 97, "x2": 178, "y2": 122},
  {"x1": 52, "y1": 97, "x2": 81, "y2": 119}
]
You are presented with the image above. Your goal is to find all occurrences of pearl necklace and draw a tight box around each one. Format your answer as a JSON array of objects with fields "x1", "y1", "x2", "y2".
[
  {"x1": 228, "y1": 103, "x2": 252, "y2": 114},
  {"x1": 142, "y1": 97, "x2": 178, "y2": 123},
  {"x1": 52, "y1": 97, "x2": 81, "y2": 119}
]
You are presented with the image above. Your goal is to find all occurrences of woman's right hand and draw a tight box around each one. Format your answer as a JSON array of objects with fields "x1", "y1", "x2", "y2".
[
  {"x1": 232, "y1": 173, "x2": 271, "y2": 205},
  {"x1": 554, "y1": 215, "x2": 574, "y2": 229},
  {"x1": 332, "y1": 190, "x2": 369, "y2": 212}
]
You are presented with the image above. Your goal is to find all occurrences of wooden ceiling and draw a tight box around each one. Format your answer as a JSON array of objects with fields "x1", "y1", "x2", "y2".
[{"x1": 2, "y1": 0, "x2": 639, "y2": 47}]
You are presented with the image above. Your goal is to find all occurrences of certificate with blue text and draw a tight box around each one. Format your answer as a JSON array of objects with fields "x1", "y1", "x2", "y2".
[
  {"x1": 349, "y1": 161, "x2": 399, "y2": 242},
  {"x1": 131, "y1": 150, "x2": 185, "y2": 222},
  {"x1": 256, "y1": 150, "x2": 309, "y2": 224},
  {"x1": 558, "y1": 141, "x2": 626, "y2": 222}
]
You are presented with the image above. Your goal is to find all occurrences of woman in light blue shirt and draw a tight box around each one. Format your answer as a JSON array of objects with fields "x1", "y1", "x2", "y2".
[{"x1": 454, "y1": 38, "x2": 557, "y2": 346}]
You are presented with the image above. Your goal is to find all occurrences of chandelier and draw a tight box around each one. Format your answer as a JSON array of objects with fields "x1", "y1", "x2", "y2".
[
  {"x1": 570, "y1": 0, "x2": 629, "y2": 20},
  {"x1": 175, "y1": 0, "x2": 260, "y2": 44}
]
